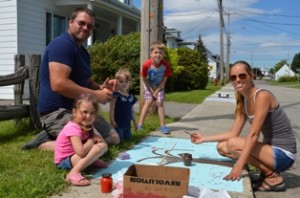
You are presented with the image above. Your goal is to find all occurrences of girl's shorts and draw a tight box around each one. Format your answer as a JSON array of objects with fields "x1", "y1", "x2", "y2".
[
  {"x1": 56, "y1": 156, "x2": 72, "y2": 170},
  {"x1": 273, "y1": 147, "x2": 294, "y2": 172}
]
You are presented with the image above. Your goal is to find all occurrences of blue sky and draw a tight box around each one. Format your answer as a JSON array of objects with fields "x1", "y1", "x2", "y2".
[{"x1": 132, "y1": 0, "x2": 300, "y2": 68}]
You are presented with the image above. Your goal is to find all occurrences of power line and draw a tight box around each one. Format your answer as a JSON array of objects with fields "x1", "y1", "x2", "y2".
[
  {"x1": 234, "y1": 14, "x2": 300, "y2": 36},
  {"x1": 232, "y1": 10, "x2": 300, "y2": 18},
  {"x1": 244, "y1": 19, "x2": 300, "y2": 26},
  {"x1": 165, "y1": 9, "x2": 216, "y2": 17},
  {"x1": 181, "y1": 14, "x2": 214, "y2": 36}
]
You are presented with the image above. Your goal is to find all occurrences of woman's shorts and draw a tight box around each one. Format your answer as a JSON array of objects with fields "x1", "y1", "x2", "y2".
[{"x1": 273, "y1": 147, "x2": 295, "y2": 172}]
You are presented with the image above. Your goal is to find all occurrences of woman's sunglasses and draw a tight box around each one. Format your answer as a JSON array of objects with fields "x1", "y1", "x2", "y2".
[{"x1": 229, "y1": 73, "x2": 248, "y2": 81}]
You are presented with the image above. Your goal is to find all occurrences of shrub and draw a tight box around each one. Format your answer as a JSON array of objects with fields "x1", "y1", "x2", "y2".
[
  {"x1": 278, "y1": 76, "x2": 298, "y2": 82},
  {"x1": 170, "y1": 48, "x2": 208, "y2": 90},
  {"x1": 88, "y1": 32, "x2": 140, "y2": 93}
]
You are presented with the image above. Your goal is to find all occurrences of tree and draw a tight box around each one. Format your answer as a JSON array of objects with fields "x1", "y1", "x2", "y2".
[
  {"x1": 273, "y1": 59, "x2": 288, "y2": 73},
  {"x1": 291, "y1": 52, "x2": 300, "y2": 73},
  {"x1": 175, "y1": 48, "x2": 208, "y2": 90},
  {"x1": 195, "y1": 35, "x2": 208, "y2": 64},
  {"x1": 269, "y1": 68, "x2": 274, "y2": 77},
  {"x1": 252, "y1": 68, "x2": 263, "y2": 79}
]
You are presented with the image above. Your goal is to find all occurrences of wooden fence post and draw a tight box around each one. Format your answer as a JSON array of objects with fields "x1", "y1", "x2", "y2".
[
  {"x1": 28, "y1": 54, "x2": 41, "y2": 129},
  {"x1": 14, "y1": 55, "x2": 25, "y2": 125}
]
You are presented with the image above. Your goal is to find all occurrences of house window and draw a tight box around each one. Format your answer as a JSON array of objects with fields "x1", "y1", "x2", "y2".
[
  {"x1": 46, "y1": 12, "x2": 67, "y2": 45},
  {"x1": 125, "y1": 0, "x2": 131, "y2": 5},
  {"x1": 119, "y1": 0, "x2": 131, "y2": 5}
]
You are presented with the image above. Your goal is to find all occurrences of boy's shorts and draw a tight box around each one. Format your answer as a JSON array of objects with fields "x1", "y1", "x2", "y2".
[
  {"x1": 40, "y1": 108, "x2": 113, "y2": 139},
  {"x1": 144, "y1": 90, "x2": 165, "y2": 102},
  {"x1": 273, "y1": 147, "x2": 295, "y2": 172}
]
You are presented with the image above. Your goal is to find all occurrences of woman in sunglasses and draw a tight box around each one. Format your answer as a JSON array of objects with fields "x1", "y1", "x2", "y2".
[{"x1": 190, "y1": 60, "x2": 296, "y2": 192}]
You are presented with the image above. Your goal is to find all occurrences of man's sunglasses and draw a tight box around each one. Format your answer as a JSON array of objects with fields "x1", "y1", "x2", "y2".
[
  {"x1": 75, "y1": 20, "x2": 94, "y2": 30},
  {"x1": 229, "y1": 73, "x2": 248, "y2": 81}
]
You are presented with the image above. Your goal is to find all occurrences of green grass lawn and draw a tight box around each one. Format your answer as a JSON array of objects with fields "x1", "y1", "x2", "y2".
[
  {"x1": 268, "y1": 80, "x2": 300, "y2": 89},
  {"x1": 166, "y1": 85, "x2": 221, "y2": 103},
  {"x1": 0, "y1": 84, "x2": 221, "y2": 198}
]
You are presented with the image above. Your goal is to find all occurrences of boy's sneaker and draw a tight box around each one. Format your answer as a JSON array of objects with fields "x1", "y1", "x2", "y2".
[
  {"x1": 137, "y1": 125, "x2": 143, "y2": 130},
  {"x1": 160, "y1": 126, "x2": 170, "y2": 134}
]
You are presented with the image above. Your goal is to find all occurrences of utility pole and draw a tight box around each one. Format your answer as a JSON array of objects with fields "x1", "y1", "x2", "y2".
[
  {"x1": 224, "y1": 11, "x2": 232, "y2": 80},
  {"x1": 217, "y1": 0, "x2": 224, "y2": 85},
  {"x1": 140, "y1": 0, "x2": 164, "y2": 113}
]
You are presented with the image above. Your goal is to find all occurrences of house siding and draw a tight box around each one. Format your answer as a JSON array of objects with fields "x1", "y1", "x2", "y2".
[
  {"x1": 0, "y1": 0, "x2": 55, "y2": 100},
  {"x1": 0, "y1": 0, "x2": 17, "y2": 99},
  {"x1": 17, "y1": 0, "x2": 55, "y2": 55}
]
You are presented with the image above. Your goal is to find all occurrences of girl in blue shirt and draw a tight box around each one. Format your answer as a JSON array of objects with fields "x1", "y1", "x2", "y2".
[{"x1": 109, "y1": 68, "x2": 137, "y2": 141}]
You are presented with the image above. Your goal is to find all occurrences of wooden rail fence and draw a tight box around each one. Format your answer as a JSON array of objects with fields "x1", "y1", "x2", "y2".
[{"x1": 0, "y1": 54, "x2": 41, "y2": 129}]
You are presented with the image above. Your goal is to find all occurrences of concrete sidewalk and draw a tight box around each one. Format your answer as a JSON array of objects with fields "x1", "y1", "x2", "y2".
[{"x1": 51, "y1": 82, "x2": 299, "y2": 198}]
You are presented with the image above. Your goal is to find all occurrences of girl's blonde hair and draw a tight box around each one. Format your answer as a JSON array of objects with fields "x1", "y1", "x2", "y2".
[
  {"x1": 229, "y1": 60, "x2": 254, "y2": 116},
  {"x1": 73, "y1": 93, "x2": 99, "y2": 112},
  {"x1": 115, "y1": 68, "x2": 132, "y2": 84}
]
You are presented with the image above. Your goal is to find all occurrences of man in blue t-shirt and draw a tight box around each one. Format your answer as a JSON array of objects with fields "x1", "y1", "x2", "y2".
[{"x1": 22, "y1": 7, "x2": 120, "y2": 150}]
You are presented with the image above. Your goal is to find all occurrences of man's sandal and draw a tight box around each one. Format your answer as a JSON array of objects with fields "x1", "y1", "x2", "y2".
[
  {"x1": 66, "y1": 173, "x2": 91, "y2": 186},
  {"x1": 254, "y1": 172, "x2": 286, "y2": 192}
]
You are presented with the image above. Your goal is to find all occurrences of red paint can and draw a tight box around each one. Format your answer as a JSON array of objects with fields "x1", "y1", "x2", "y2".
[{"x1": 101, "y1": 173, "x2": 113, "y2": 193}]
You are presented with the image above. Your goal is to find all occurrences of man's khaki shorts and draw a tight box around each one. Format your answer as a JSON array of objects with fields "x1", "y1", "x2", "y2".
[{"x1": 40, "y1": 108, "x2": 112, "y2": 139}]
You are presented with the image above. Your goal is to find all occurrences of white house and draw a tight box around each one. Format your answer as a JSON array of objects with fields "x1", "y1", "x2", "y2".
[
  {"x1": 165, "y1": 28, "x2": 183, "y2": 48},
  {"x1": 275, "y1": 64, "x2": 295, "y2": 80},
  {"x1": 207, "y1": 52, "x2": 220, "y2": 80},
  {"x1": 0, "y1": 0, "x2": 140, "y2": 100}
]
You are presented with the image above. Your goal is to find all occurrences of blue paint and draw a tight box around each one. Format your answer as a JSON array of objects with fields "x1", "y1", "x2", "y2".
[{"x1": 93, "y1": 136, "x2": 243, "y2": 192}]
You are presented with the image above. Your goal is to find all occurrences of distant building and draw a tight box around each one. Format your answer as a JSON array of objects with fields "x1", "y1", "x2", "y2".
[
  {"x1": 275, "y1": 64, "x2": 295, "y2": 80},
  {"x1": 165, "y1": 28, "x2": 184, "y2": 48}
]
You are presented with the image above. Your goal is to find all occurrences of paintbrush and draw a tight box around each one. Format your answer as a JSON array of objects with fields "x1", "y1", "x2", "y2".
[{"x1": 158, "y1": 143, "x2": 177, "y2": 165}]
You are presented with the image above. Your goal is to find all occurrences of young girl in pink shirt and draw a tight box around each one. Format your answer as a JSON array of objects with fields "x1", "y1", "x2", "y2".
[{"x1": 54, "y1": 94, "x2": 108, "y2": 186}]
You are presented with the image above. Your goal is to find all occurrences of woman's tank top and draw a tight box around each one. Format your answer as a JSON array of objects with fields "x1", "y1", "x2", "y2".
[{"x1": 244, "y1": 89, "x2": 296, "y2": 154}]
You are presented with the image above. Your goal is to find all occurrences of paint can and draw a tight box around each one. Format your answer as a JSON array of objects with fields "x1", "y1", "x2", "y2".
[{"x1": 182, "y1": 153, "x2": 192, "y2": 166}]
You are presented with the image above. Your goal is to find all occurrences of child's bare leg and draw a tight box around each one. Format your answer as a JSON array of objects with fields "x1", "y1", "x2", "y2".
[
  {"x1": 138, "y1": 100, "x2": 152, "y2": 126},
  {"x1": 70, "y1": 142, "x2": 108, "y2": 174},
  {"x1": 156, "y1": 100, "x2": 170, "y2": 133},
  {"x1": 157, "y1": 101, "x2": 165, "y2": 127}
]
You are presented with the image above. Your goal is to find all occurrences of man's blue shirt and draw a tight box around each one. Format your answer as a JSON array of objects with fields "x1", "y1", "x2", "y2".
[{"x1": 38, "y1": 32, "x2": 91, "y2": 113}]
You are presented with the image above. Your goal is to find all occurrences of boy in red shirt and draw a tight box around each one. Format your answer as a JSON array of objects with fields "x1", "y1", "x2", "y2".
[{"x1": 138, "y1": 41, "x2": 172, "y2": 134}]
